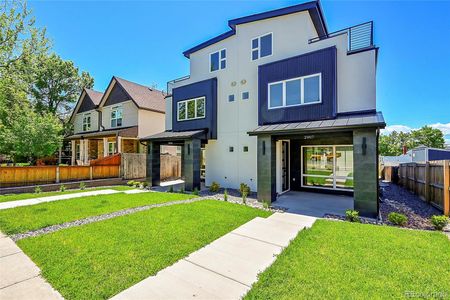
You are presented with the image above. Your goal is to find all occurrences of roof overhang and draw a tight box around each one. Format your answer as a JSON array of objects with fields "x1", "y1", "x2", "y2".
[
  {"x1": 140, "y1": 130, "x2": 206, "y2": 142},
  {"x1": 65, "y1": 126, "x2": 138, "y2": 140},
  {"x1": 248, "y1": 112, "x2": 385, "y2": 136},
  {"x1": 183, "y1": 1, "x2": 327, "y2": 58}
]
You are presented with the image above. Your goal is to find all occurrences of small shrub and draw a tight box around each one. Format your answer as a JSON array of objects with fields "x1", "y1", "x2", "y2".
[
  {"x1": 127, "y1": 180, "x2": 135, "y2": 187},
  {"x1": 239, "y1": 183, "x2": 251, "y2": 196},
  {"x1": 141, "y1": 182, "x2": 149, "y2": 188},
  {"x1": 134, "y1": 182, "x2": 140, "y2": 188},
  {"x1": 179, "y1": 187, "x2": 185, "y2": 194},
  {"x1": 242, "y1": 191, "x2": 248, "y2": 205},
  {"x1": 223, "y1": 189, "x2": 228, "y2": 202},
  {"x1": 209, "y1": 181, "x2": 220, "y2": 193},
  {"x1": 168, "y1": 186, "x2": 174, "y2": 193},
  {"x1": 59, "y1": 184, "x2": 66, "y2": 192},
  {"x1": 388, "y1": 212, "x2": 408, "y2": 226},
  {"x1": 430, "y1": 215, "x2": 449, "y2": 231},
  {"x1": 193, "y1": 188, "x2": 199, "y2": 196},
  {"x1": 262, "y1": 200, "x2": 269, "y2": 209},
  {"x1": 345, "y1": 209, "x2": 360, "y2": 223},
  {"x1": 79, "y1": 182, "x2": 86, "y2": 190},
  {"x1": 34, "y1": 186, "x2": 42, "y2": 194}
]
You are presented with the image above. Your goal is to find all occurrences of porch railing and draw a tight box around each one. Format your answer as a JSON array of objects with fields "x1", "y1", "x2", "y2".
[{"x1": 309, "y1": 21, "x2": 374, "y2": 53}]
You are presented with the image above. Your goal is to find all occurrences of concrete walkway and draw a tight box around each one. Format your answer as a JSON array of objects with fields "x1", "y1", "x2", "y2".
[
  {"x1": 111, "y1": 212, "x2": 316, "y2": 300},
  {"x1": 0, "y1": 232, "x2": 62, "y2": 300},
  {"x1": 0, "y1": 189, "x2": 121, "y2": 210}
]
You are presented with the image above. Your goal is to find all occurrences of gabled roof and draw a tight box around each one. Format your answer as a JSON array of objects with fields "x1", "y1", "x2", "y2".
[
  {"x1": 183, "y1": 0, "x2": 328, "y2": 58},
  {"x1": 99, "y1": 76, "x2": 165, "y2": 114},
  {"x1": 69, "y1": 88, "x2": 104, "y2": 123}
]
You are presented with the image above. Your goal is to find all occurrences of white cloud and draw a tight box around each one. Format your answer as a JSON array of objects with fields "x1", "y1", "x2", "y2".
[{"x1": 430, "y1": 123, "x2": 450, "y2": 135}]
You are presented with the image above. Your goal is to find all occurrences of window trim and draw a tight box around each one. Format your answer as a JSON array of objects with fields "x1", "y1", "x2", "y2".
[
  {"x1": 110, "y1": 105, "x2": 123, "y2": 128},
  {"x1": 108, "y1": 141, "x2": 116, "y2": 156},
  {"x1": 268, "y1": 73, "x2": 322, "y2": 110},
  {"x1": 82, "y1": 113, "x2": 91, "y2": 132},
  {"x1": 177, "y1": 96, "x2": 206, "y2": 122},
  {"x1": 209, "y1": 48, "x2": 227, "y2": 73},
  {"x1": 251, "y1": 32, "x2": 273, "y2": 61}
]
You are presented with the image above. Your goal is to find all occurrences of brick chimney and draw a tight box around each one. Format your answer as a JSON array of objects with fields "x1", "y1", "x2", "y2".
[{"x1": 402, "y1": 145, "x2": 407, "y2": 155}]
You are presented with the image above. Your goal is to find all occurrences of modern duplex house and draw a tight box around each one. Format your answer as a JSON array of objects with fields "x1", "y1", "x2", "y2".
[
  {"x1": 67, "y1": 76, "x2": 166, "y2": 165},
  {"x1": 143, "y1": 1, "x2": 385, "y2": 217}
]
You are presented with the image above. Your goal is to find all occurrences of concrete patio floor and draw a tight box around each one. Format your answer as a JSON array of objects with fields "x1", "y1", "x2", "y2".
[{"x1": 273, "y1": 191, "x2": 354, "y2": 218}]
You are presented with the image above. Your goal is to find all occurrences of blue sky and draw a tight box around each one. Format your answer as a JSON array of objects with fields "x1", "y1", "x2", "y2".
[{"x1": 29, "y1": 0, "x2": 450, "y2": 139}]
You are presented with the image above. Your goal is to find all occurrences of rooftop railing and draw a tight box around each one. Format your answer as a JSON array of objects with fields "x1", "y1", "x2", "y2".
[
  {"x1": 309, "y1": 21, "x2": 374, "y2": 53},
  {"x1": 166, "y1": 75, "x2": 190, "y2": 95}
]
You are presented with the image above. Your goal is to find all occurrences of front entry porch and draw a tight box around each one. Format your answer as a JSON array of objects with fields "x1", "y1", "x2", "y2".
[{"x1": 273, "y1": 191, "x2": 353, "y2": 218}]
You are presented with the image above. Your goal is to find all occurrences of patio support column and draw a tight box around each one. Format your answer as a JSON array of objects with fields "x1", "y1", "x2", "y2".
[
  {"x1": 103, "y1": 137, "x2": 108, "y2": 157},
  {"x1": 71, "y1": 140, "x2": 76, "y2": 165},
  {"x1": 146, "y1": 141, "x2": 160, "y2": 186},
  {"x1": 257, "y1": 135, "x2": 276, "y2": 204},
  {"x1": 79, "y1": 140, "x2": 85, "y2": 165},
  {"x1": 353, "y1": 129, "x2": 378, "y2": 218},
  {"x1": 117, "y1": 136, "x2": 122, "y2": 153},
  {"x1": 183, "y1": 138, "x2": 201, "y2": 191}
]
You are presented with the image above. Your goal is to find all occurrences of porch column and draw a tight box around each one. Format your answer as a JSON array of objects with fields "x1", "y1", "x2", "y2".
[
  {"x1": 117, "y1": 136, "x2": 122, "y2": 153},
  {"x1": 84, "y1": 140, "x2": 89, "y2": 164},
  {"x1": 183, "y1": 138, "x2": 201, "y2": 191},
  {"x1": 257, "y1": 135, "x2": 276, "y2": 204},
  {"x1": 79, "y1": 140, "x2": 85, "y2": 165},
  {"x1": 146, "y1": 141, "x2": 160, "y2": 186},
  {"x1": 353, "y1": 129, "x2": 378, "y2": 218},
  {"x1": 103, "y1": 137, "x2": 108, "y2": 157},
  {"x1": 71, "y1": 140, "x2": 76, "y2": 165}
]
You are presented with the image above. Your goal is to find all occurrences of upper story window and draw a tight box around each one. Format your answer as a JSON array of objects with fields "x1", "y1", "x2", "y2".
[
  {"x1": 177, "y1": 97, "x2": 206, "y2": 121},
  {"x1": 82, "y1": 113, "x2": 91, "y2": 131},
  {"x1": 252, "y1": 33, "x2": 272, "y2": 60},
  {"x1": 268, "y1": 73, "x2": 321, "y2": 109},
  {"x1": 111, "y1": 106, "x2": 123, "y2": 127},
  {"x1": 210, "y1": 49, "x2": 226, "y2": 72}
]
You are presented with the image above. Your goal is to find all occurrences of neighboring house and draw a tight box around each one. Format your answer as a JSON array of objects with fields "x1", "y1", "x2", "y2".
[
  {"x1": 380, "y1": 154, "x2": 412, "y2": 167},
  {"x1": 410, "y1": 145, "x2": 450, "y2": 163},
  {"x1": 67, "y1": 76, "x2": 166, "y2": 165},
  {"x1": 143, "y1": 1, "x2": 385, "y2": 217}
]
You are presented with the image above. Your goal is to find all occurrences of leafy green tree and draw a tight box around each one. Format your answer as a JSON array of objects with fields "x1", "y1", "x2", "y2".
[
  {"x1": 410, "y1": 126, "x2": 445, "y2": 149},
  {"x1": 31, "y1": 53, "x2": 94, "y2": 119}
]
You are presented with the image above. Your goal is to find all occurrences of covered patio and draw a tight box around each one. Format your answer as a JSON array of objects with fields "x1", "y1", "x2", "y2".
[{"x1": 273, "y1": 191, "x2": 353, "y2": 218}]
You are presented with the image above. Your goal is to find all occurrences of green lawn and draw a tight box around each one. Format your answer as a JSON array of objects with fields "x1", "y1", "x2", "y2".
[
  {"x1": 0, "y1": 186, "x2": 133, "y2": 203},
  {"x1": 245, "y1": 220, "x2": 450, "y2": 299},
  {"x1": 18, "y1": 200, "x2": 271, "y2": 300},
  {"x1": 0, "y1": 191, "x2": 194, "y2": 234}
]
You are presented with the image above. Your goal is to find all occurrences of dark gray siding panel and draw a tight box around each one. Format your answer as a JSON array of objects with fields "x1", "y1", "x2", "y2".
[
  {"x1": 78, "y1": 94, "x2": 96, "y2": 113},
  {"x1": 104, "y1": 83, "x2": 129, "y2": 106},
  {"x1": 258, "y1": 47, "x2": 337, "y2": 125},
  {"x1": 172, "y1": 78, "x2": 217, "y2": 139},
  {"x1": 428, "y1": 149, "x2": 450, "y2": 161}
]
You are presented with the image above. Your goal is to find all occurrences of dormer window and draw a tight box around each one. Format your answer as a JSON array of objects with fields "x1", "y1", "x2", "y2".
[
  {"x1": 111, "y1": 106, "x2": 123, "y2": 127},
  {"x1": 82, "y1": 113, "x2": 91, "y2": 131},
  {"x1": 252, "y1": 33, "x2": 272, "y2": 60},
  {"x1": 210, "y1": 49, "x2": 226, "y2": 72}
]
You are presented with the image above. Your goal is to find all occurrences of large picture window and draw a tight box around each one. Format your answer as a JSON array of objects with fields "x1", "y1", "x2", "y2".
[
  {"x1": 177, "y1": 97, "x2": 206, "y2": 121},
  {"x1": 111, "y1": 106, "x2": 123, "y2": 128},
  {"x1": 268, "y1": 73, "x2": 321, "y2": 109},
  {"x1": 301, "y1": 145, "x2": 353, "y2": 190},
  {"x1": 82, "y1": 113, "x2": 91, "y2": 131}
]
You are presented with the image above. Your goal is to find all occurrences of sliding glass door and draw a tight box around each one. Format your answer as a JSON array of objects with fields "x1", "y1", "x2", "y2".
[{"x1": 301, "y1": 145, "x2": 353, "y2": 190}]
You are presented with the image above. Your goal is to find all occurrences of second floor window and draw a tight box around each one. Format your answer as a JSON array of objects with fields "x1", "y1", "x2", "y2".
[
  {"x1": 268, "y1": 73, "x2": 321, "y2": 109},
  {"x1": 177, "y1": 97, "x2": 206, "y2": 121},
  {"x1": 210, "y1": 49, "x2": 226, "y2": 72},
  {"x1": 111, "y1": 106, "x2": 123, "y2": 127},
  {"x1": 82, "y1": 113, "x2": 91, "y2": 131},
  {"x1": 252, "y1": 33, "x2": 272, "y2": 60}
]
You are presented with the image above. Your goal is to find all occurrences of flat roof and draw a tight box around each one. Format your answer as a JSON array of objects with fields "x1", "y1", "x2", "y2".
[{"x1": 141, "y1": 130, "x2": 206, "y2": 141}]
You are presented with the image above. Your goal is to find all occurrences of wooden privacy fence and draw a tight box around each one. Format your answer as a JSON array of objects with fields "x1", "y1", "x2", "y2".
[
  {"x1": 160, "y1": 154, "x2": 181, "y2": 180},
  {"x1": 0, "y1": 165, "x2": 120, "y2": 187},
  {"x1": 398, "y1": 160, "x2": 450, "y2": 215},
  {"x1": 121, "y1": 153, "x2": 146, "y2": 180}
]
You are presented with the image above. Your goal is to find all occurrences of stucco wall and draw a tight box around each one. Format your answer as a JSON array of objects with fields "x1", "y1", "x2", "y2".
[
  {"x1": 138, "y1": 109, "x2": 165, "y2": 138},
  {"x1": 102, "y1": 100, "x2": 138, "y2": 130},
  {"x1": 73, "y1": 110, "x2": 99, "y2": 134}
]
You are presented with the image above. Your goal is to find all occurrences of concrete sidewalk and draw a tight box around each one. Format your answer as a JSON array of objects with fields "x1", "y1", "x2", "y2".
[
  {"x1": 111, "y1": 212, "x2": 316, "y2": 300},
  {"x1": 0, "y1": 232, "x2": 62, "y2": 300},
  {"x1": 0, "y1": 189, "x2": 121, "y2": 210}
]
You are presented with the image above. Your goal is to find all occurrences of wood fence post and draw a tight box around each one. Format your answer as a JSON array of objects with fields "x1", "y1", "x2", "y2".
[
  {"x1": 424, "y1": 162, "x2": 430, "y2": 203},
  {"x1": 56, "y1": 166, "x2": 60, "y2": 183},
  {"x1": 412, "y1": 163, "x2": 417, "y2": 195},
  {"x1": 443, "y1": 160, "x2": 449, "y2": 216},
  {"x1": 89, "y1": 166, "x2": 93, "y2": 180}
]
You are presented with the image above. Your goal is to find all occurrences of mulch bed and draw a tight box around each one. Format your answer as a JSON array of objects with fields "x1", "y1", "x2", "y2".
[{"x1": 379, "y1": 182, "x2": 443, "y2": 230}]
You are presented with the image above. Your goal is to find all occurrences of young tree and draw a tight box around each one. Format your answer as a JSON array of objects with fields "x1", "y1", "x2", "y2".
[
  {"x1": 410, "y1": 126, "x2": 445, "y2": 149},
  {"x1": 31, "y1": 53, "x2": 94, "y2": 119}
]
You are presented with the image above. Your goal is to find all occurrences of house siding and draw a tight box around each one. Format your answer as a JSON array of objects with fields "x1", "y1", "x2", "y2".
[
  {"x1": 102, "y1": 101, "x2": 138, "y2": 130},
  {"x1": 73, "y1": 110, "x2": 99, "y2": 134}
]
